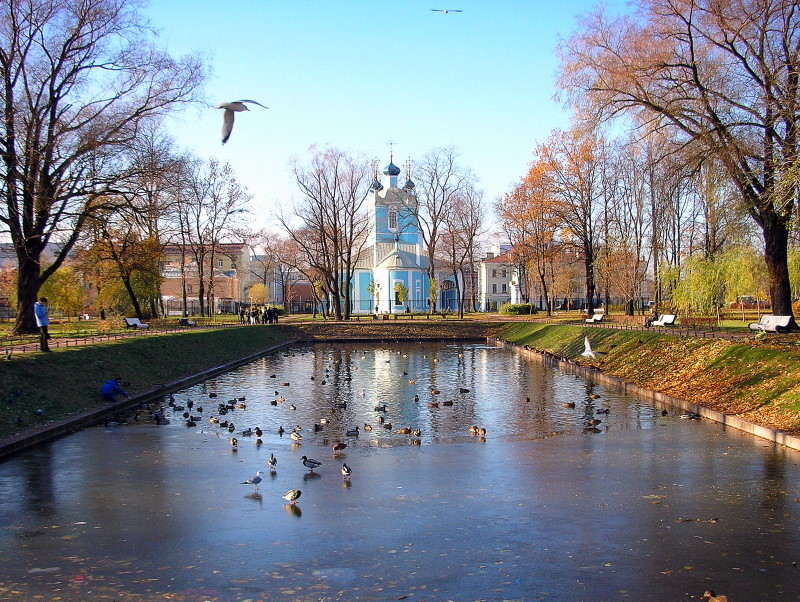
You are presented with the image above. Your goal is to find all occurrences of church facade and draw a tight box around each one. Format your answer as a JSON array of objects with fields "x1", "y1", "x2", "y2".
[{"x1": 350, "y1": 159, "x2": 456, "y2": 314}]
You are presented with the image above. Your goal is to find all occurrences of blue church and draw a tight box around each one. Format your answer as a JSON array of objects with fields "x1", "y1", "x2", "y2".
[{"x1": 351, "y1": 158, "x2": 456, "y2": 314}]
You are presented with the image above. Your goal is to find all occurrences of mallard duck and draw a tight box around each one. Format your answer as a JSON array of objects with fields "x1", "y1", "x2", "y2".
[
  {"x1": 282, "y1": 489, "x2": 301, "y2": 504},
  {"x1": 229, "y1": 437, "x2": 238, "y2": 447},
  {"x1": 209, "y1": 416, "x2": 219, "y2": 424},
  {"x1": 290, "y1": 431, "x2": 302, "y2": 442},
  {"x1": 278, "y1": 425, "x2": 285, "y2": 436},
  {"x1": 469, "y1": 425, "x2": 479, "y2": 435},
  {"x1": 268, "y1": 453, "x2": 277, "y2": 471},
  {"x1": 332, "y1": 441, "x2": 347, "y2": 453},
  {"x1": 396, "y1": 427, "x2": 412, "y2": 435},
  {"x1": 374, "y1": 404, "x2": 387, "y2": 412},
  {"x1": 241, "y1": 427, "x2": 253, "y2": 436},
  {"x1": 478, "y1": 427, "x2": 486, "y2": 437},
  {"x1": 459, "y1": 388, "x2": 470, "y2": 393},
  {"x1": 564, "y1": 402, "x2": 576, "y2": 408},
  {"x1": 346, "y1": 426, "x2": 360, "y2": 437},
  {"x1": 427, "y1": 402, "x2": 439, "y2": 408},
  {"x1": 701, "y1": 591, "x2": 729, "y2": 602},
  {"x1": 411, "y1": 428, "x2": 421, "y2": 437},
  {"x1": 442, "y1": 400, "x2": 454, "y2": 406},
  {"x1": 364, "y1": 423, "x2": 372, "y2": 432},
  {"x1": 242, "y1": 470, "x2": 262, "y2": 491},
  {"x1": 383, "y1": 423, "x2": 392, "y2": 430},
  {"x1": 301, "y1": 456, "x2": 322, "y2": 472},
  {"x1": 254, "y1": 427, "x2": 263, "y2": 437},
  {"x1": 341, "y1": 463, "x2": 352, "y2": 478}
]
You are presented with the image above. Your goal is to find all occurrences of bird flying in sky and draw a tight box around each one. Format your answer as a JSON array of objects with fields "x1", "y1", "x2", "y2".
[
  {"x1": 216, "y1": 99, "x2": 269, "y2": 144},
  {"x1": 431, "y1": 8, "x2": 463, "y2": 13}
]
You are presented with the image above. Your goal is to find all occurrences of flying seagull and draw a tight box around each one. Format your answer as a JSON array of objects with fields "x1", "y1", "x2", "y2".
[
  {"x1": 431, "y1": 8, "x2": 463, "y2": 13},
  {"x1": 581, "y1": 336, "x2": 607, "y2": 359},
  {"x1": 217, "y1": 99, "x2": 269, "y2": 144},
  {"x1": 242, "y1": 470, "x2": 263, "y2": 491}
]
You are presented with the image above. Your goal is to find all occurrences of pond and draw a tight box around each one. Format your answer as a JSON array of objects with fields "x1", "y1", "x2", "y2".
[{"x1": 0, "y1": 341, "x2": 798, "y2": 601}]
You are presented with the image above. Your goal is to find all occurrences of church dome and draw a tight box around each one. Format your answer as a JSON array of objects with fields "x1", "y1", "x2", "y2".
[
  {"x1": 383, "y1": 162, "x2": 401, "y2": 176},
  {"x1": 403, "y1": 179, "x2": 415, "y2": 191},
  {"x1": 371, "y1": 179, "x2": 383, "y2": 191}
]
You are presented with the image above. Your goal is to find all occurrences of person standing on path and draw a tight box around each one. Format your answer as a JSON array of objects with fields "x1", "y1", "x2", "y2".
[{"x1": 34, "y1": 297, "x2": 50, "y2": 352}]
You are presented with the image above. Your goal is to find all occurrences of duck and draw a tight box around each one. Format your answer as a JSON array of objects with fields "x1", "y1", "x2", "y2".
[
  {"x1": 228, "y1": 423, "x2": 236, "y2": 433},
  {"x1": 301, "y1": 456, "x2": 322, "y2": 472},
  {"x1": 442, "y1": 400, "x2": 454, "y2": 407},
  {"x1": 413, "y1": 394, "x2": 419, "y2": 402},
  {"x1": 396, "y1": 427, "x2": 412, "y2": 435},
  {"x1": 268, "y1": 453, "x2": 277, "y2": 471},
  {"x1": 363, "y1": 423, "x2": 372, "y2": 432},
  {"x1": 374, "y1": 404, "x2": 387, "y2": 412},
  {"x1": 341, "y1": 463, "x2": 352, "y2": 478},
  {"x1": 289, "y1": 404, "x2": 296, "y2": 411},
  {"x1": 241, "y1": 427, "x2": 253, "y2": 436},
  {"x1": 242, "y1": 470, "x2": 263, "y2": 491},
  {"x1": 478, "y1": 427, "x2": 486, "y2": 437},
  {"x1": 383, "y1": 423, "x2": 393, "y2": 430},
  {"x1": 411, "y1": 428, "x2": 421, "y2": 437},
  {"x1": 282, "y1": 489, "x2": 301, "y2": 504},
  {"x1": 314, "y1": 423, "x2": 323, "y2": 432},
  {"x1": 277, "y1": 425, "x2": 285, "y2": 436},
  {"x1": 427, "y1": 402, "x2": 439, "y2": 408},
  {"x1": 254, "y1": 427, "x2": 263, "y2": 437},
  {"x1": 332, "y1": 441, "x2": 347, "y2": 453},
  {"x1": 270, "y1": 399, "x2": 278, "y2": 406},
  {"x1": 563, "y1": 402, "x2": 576, "y2": 408},
  {"x1": 229, "y1": 437, "x2": 238, "y2": 448},
  {"x1": 346, "y1": 426, "x2": 360, "y2": 437},
  {"x1": 290, "y1": 431, "x2": 302, "y2": 442},
  {"x1": 459, "y1": 388, "x2": 470, "y2": 393},
  {"x1": 701, "y1": 591, "x2": 729, "y2": 602}
]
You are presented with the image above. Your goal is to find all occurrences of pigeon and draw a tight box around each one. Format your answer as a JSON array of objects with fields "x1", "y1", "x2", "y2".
[
  {"x1": 216, "y1": 100, "x2": 268, "y2": 144},
  {"x1": 341, "y1": 463, "x2": 352, "y2": 478},
  {"x1": 581, "y1": 336, "x2": 606, "y2": 359},
  {"x1": 282, "y1": 489, "x2": 302, "y2": 504},
  {"x1": 301, "y1": 456, "x2": 322, "y2": 472},
  {"x1": 242, "y1": 470, "x2": 263, "y2": 491},
  {"x1": 268, "y1": 453, "x2": 277, "y2": 471}
]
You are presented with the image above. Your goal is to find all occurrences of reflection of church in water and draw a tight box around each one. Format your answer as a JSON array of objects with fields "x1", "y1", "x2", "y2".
[{"x1": 351, "y1": 158, "x2": 457, "y2": 314}]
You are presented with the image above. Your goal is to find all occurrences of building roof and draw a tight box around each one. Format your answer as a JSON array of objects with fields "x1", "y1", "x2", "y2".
[
  {"x1": 482, "y1": 250, "x2": 514, "y2": 264},
  {"x1": 375, "y1": 248, "x2": 421, "y2": 270}
]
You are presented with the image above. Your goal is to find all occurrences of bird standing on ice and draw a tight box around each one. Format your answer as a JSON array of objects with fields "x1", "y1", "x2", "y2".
[
  {"x1": 242, "y1": 470, "x2": 263, "y2": 491},
  {"x1": 217, "y1": 100, "x2": 268, "y2": 144}
]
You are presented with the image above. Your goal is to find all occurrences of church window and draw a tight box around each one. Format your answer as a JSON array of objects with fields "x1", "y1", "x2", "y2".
[{"x1": 388, "y1": 209, "x2": 398, "y2": 231}]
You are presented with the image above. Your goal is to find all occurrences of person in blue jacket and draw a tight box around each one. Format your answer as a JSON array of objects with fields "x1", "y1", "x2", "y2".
[
  {"x1": 33, "y1": 297, "x2": 50, "y2": 352},
  {"x1": 101, "y1": 378, "x2": 130, "y2": 402}
]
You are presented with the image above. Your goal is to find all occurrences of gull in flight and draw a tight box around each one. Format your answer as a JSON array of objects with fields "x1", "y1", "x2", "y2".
[
  {"x1": 581, "y1": 336, "x2": 607, "y2": 359},
  {"x1": 216, "y1": 99, "x2": 269, "y2": 144},
  {"x1": 431, "y1": 8, "x2": 463, "y2": 13}
]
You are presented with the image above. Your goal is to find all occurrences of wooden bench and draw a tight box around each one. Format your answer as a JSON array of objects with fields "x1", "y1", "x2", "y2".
[
  {"x1": 124, "y1": 317, "x2": 150, "y2": 329},
  {"x1": 748, "y1": 315, "x2": 794, "y2": 333},
  {"x1": 651, "y1": 314, "x2": 676, "y2": 327},
  {"x1": 585, "y1": 313, "x2": 604, "y2": 324},
  {"x1": 178, "y1": 318, "x2": 196, "y2": 326}
]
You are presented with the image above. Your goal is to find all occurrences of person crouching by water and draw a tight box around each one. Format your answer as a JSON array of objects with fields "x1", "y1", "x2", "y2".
[
  {"x1": 34, "y1": 297, "x2": 50, "y2": 352},
  {"x1": 101, "y1": 378, "x2": 130, "y2": 402}
]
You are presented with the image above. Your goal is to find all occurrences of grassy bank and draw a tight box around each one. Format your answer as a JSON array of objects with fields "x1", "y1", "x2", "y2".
[
  {"x1": 500, "y1": 322, "x2": 800, "y2": 434},
  {"x1": 1, "y1": 320, "x2": 799, "y2": 445}
]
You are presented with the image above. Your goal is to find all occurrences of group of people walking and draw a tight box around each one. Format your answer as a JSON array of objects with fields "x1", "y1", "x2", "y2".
[{"x1": 239, "y1": 306, "x2": 279, "y2": 325}]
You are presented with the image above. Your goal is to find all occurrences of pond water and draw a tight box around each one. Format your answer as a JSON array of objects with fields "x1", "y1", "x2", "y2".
[{"x1": 0, "y1": 341, "x2": 798, "y2": 601}]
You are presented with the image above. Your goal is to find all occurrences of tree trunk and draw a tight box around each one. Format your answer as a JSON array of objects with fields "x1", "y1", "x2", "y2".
[
  {"x1": 761, "y1": 216, "x2": 793, "y2": 316},
  {"x1": 13, "y1": 254, "x2": 42, "y2": 334}
]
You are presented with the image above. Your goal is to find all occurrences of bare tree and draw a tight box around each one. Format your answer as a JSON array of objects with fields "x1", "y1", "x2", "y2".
[
  {"x1": 412, "y1": 147, "x2": 475, "y2": 312},
  {"x1": 560, "y1": 0, "x2": 800, "y2": 316},
  {"x1": 281, "y1": 146, "x2": 370, "y2": 320},
  {"x1": 441, "y1": 184, "x2": 486, "y2": 318},
  {"x1": 178, "y1": 158, "x2": 250, "y2": 316},
  {"x1": 0, "y1": 0, "x2": 205, "y2": 333}
]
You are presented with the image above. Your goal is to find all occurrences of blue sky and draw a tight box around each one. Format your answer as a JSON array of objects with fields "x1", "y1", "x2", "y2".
[{"x1": 145, "y1": 0, "x2": 614, "y2": 232}]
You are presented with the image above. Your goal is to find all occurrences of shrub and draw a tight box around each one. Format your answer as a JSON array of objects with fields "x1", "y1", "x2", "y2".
[
  {"x1": 499, "y1": 303, "x2": 539, "y2": 315},
  {"x1": 792, "y1": 299, "x2": 800, "y2": 317}
]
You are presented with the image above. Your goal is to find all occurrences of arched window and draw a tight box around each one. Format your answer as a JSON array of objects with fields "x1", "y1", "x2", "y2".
[{"x1": 388, "y1": 208, "x2": 398, "y2": 231}]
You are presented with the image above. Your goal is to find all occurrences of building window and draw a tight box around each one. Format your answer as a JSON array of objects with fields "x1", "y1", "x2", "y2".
[
  {"x1": 231, "y1": 262, "x2": 236, "y2": 270},
  {"x1": 388, "y1": 209, "x2": 398, "y2": 231},
  {"x1": 187, "y1": 285, "x2": 193, "y2": 293},
  {"x1": 502, "y1": 269, "x2": 507, "y2": 278},
  {"x1": 492, "y1": 269, "x2": 497, "y2": 277},
  {"x1": 502, "y1": 284, "x2": 507, "y2": 293},
  {"x1": 217, "y1": 259, "x2": 224, "y2": 267},
  {"x1": 492, "y1": 284, "x2": 497, "y2": 294}
]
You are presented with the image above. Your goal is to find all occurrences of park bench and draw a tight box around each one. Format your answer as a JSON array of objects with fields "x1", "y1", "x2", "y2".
[
  {"x1": 585, "y1": 313, "x2": 605, "y2": 324},
  {"x1": 178, "y1": 318, "x2": 196, "y2": 326},
  {"x1": 748, "y1": 315, "x2": 795, "y2": 333},
  {"x1": 651, "y1": 314, "x2": 676, "y2": 327},
  {"x1": 124, "y1": 317, "x2": 150, "y2": 329}
]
